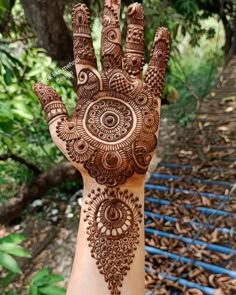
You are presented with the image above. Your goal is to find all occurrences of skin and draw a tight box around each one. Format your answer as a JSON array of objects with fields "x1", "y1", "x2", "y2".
[{"x1": 33, "y1": 1, "x2": 170, "y2": 294}]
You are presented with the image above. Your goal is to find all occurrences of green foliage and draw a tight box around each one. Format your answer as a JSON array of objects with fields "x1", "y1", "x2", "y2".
[
  {"x1": 163, "y1": 17, "x2": 224, "y2": 125},
  {"x1": 0, "y1": 234, "x2": 30, "y2": 275},
  {"x1": 0, "y1": 233, "x2": 30, "y2": 294},
  {"x1": 0, "y1": 234, "x2": 66, "y2": 295},
  {"x1": 29, "y1": 269, "x2": 66, "y2": 295},
  {"x1": 0, "y1": 43, "x2": 75, "y2": 200}
]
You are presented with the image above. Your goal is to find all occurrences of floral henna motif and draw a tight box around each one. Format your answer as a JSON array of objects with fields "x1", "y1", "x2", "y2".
[
  {"x1": 83, "y1": 187, "x2": 143, "y2": 295},
  {"x1": 56, "y1": 75, "x2": 159, "y2": 187}
]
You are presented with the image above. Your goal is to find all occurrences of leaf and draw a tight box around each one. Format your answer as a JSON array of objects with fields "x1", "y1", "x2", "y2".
[
  {"x1": 12, "y1": 102, "x2": 33, "y2": 120},
  {"x1": 0, "y1": 251, "x2": 21, "y2": 274},
  {"x1": 45, "y1": 274, "x2": 64, "y2": 285},
  {"x1": 32, "y1": 269, "x2": 50, "y2": 284},
  {"x1": 3, "y1": 67, "x2": 12, "y2": 85},
  {"x1": 0, "y1": 243, "x2": 31, "y2": 258},
  {"x1": 0, "y1": 272, "x2": 16, "y2": 288},
  {"x1": 38, "y1": 285, "x2": 66, "y2": 295},
  {"x1": 0, "y1": 234, "x2": 26, "y2": 245},
  {"x1": 29, "y1": 284, "x2": 38, "y2": 295}
]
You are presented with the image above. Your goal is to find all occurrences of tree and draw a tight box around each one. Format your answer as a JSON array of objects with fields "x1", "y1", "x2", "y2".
[{"x1": 170, "y1": 0, "x2": 236, "y2": 60}]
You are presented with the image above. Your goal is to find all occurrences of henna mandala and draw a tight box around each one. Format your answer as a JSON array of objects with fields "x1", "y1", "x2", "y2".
[
  {"x1": 56, "y1": 80, "x2": 159, "y2": 186},
  {"x1": 33, "y1": 2, "x2": 170, "y2": 187},
  {"x1": 84, "y1": 187, "x2": 143, "y2": 295}
]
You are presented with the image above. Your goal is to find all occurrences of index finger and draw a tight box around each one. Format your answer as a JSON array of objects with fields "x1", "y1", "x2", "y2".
[{"x1": 144, "y1": 27, "x2": 170, "y2": 97}]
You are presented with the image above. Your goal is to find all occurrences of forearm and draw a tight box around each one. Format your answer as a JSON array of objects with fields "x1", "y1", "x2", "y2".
[{"x1": 67, "y1": 177, "x2": 145, "y2": 295}]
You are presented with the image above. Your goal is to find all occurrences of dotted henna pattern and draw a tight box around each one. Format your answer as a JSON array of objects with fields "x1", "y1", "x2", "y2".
[
  {"x1": 124, "y1": 3, "x2": 144, "y2": 77},
  {"x1": 83, "y1": 187, "x2": 143, "y2": 295}
]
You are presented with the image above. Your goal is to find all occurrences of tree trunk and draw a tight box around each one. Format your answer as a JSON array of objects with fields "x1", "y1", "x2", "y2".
[
  {"x1": 21, "y1": 0, "x2": 73, "y2": 67},
  {"x1": 0, "y1": 162, "x2": 82, "y2": 225}
]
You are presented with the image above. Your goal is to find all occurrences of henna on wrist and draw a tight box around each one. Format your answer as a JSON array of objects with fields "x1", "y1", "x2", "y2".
[{"x1": 83, "y1": 187, "x2": 143, "y2": 295}]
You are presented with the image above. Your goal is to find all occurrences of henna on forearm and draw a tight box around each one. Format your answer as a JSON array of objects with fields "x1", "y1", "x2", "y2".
[
  {"x1": 33, "y1": 1, "x2": 170, "y2": 294},
  {"x1": 84, "y1": 187, "x2": 142, "y2": 295}
]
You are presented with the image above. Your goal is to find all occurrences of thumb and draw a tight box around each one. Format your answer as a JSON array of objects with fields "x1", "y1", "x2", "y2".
[{"x1": 33, "y1": 83, "x2": 68, "y2": 124}]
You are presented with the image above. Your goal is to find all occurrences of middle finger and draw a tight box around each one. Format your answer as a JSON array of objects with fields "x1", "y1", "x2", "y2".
[{"x1": 101, "y1": 0, "x2": 122, "y2": 71}]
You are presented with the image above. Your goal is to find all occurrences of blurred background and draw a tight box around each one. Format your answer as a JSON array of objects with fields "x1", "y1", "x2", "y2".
[{"x1": 0, "y1": 0, "x2": 236, "y2": 294}]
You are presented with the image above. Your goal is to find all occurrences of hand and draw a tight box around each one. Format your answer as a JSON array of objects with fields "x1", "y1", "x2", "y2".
[{"x1": 33, "y1": 0, "x2": 170, "y2": 188}]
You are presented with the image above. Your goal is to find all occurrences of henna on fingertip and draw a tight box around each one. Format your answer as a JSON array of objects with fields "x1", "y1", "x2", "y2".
[
  {"x1": 33, "y1": 83, "x2": 68, "y2": 123},
  {"x1": 72, "y1": 3, "x2": 97, "y2": 69}
]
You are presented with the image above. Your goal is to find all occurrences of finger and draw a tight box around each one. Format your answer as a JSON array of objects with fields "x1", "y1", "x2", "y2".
[
  {"x1": 101, "y1": 0, "x2": 122, "y2": 71},
  {"x1": 72, "y1": 3, "x2": 97, "y2": 78},
  {"x1": 33, "y1": 83, "x2": 68, "y2": 125},
  {"x1": 144, "y1": 27, "x2": 170, "y2": 98},
  {"x1": 124, "y1": 3, "x2": 144, "y2": 79}
]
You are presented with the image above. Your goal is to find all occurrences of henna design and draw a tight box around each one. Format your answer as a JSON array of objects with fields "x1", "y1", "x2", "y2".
[
  {"x1": 72, "y1": 4, "x2": 97, "y2": 68},
  {"x1": 84, "y1": 187, "x2": 143, "y2": 295},
  {"x1": 144, "y1": 27, "x2": 170, "y2": 97},
  {"x1": 101, "y1": 2, "x2": 122, "y2": 71},
  {"x1": 124, "y1": 3, "x2": 144, "y2": 77},
  {"x1": 56, "y1": 75, "x2": 159, "y2": 186},
  {"x1": 33, "y1": 3, "x2": 170, "y2": 187},
  {"x1": 33, "y1": 83, "x2": 68, "y2": 123}
]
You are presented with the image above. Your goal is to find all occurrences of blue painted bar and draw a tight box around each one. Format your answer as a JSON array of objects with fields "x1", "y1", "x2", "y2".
[
  {"x1": 159, "y1": 162, "x2": 192, "y2": 170},
  {"x1": 158, "y1": 162, "x2": 235, "y2": 173},
  {"x1": 145, "y1": 184, "x2": 231, "y2": 201},
  {"x1": 144, "y1": 211, "x2": 236, "y2": 235},
  {"x1": 150, "y1": 173, "x2": 234, "y2": 187},
  {"x1": 160, "y1": 274, "x2": 215, "y2": 295},
  {"x1": 145, "y1": 228, "x2": 236, "y2": 255},
  {"x1": 145, "y1": 246, "x2": 236, "y2": 278},
  {"x1": 222, "y1": 157, "x2": 236, "y2": 162},
  {"x1": 145, "y1": 269, "x2": 215, "y2": 295},
  {"x1": 145, "y1": 197, "x2": 235, "y2": 217}
]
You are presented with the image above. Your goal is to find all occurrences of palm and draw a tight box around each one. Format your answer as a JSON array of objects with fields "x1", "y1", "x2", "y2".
[{"x1": 33, "y1": 1, "x2": 169, "y2": 187}]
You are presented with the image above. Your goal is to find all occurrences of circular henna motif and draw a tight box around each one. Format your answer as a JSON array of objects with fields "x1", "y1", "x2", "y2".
[
  {"x1": 78, "y1": 92, "x2": 142, "y2": 151},
  {"x1": 66, "y1": 139, "x2": 94, "y2": 163},
  {"x1": 56, "y1": 86, "x2": 159, "y2": 185},
  {"x1": 56, "y1": 118, "x2": 80, "y2": 141},
  {"x1": 85, "y1": 98, "x2": 133, "y2": 143},
  {"x1": 96, "y1": 199, "x2": 133, "y2": 238}
]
